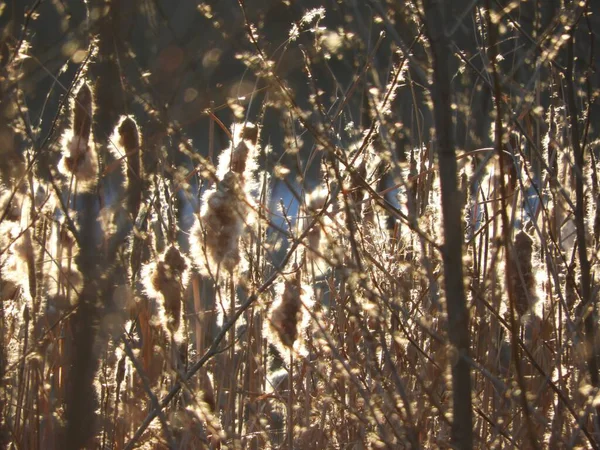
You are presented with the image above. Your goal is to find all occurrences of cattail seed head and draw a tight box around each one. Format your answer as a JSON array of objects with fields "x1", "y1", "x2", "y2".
[
  {"x1": 118, "y1": 116, "x2": 140, "y2": 152},
  {"x1": 217, "y1": 122, "x2": 259, "y2": 183},
  {"x1": 511, "y1": 230, "x2": 536, "y2": 317},
  {"x1": 116, "y1": 355, "x2": 126, "y2": 387},
  {"x1": 199, "y1": 370, "x2": 216, "y2": 413},
  {"x1": 230, "y1": 140, "x2": 250, "y2": 176},
  {"x1": 271, "y1": 276, "x2": 302, "y2": 348},
  {"x1": 0, "y1": 190, "x2": 23, "y2": 222},
  {"x1": 72, "y1": 83, "x2": 92, "y2": 143},
  {"x1": 192, "y1": 122, "x2": 259, "y2": 278},
  {"x1": 113, "y1": 116, "x2": 142, "y2": 218},
  {"x1": 229, "y1": 122, "x2": 258, "y2": 176},
  {"x1": 192, "y1": 171, "x2": 248, "y2": 276},
  {"x1": 348, "y1": 161, "x2": 367, "y2": 214},
  {"x1": 142, "y1": 245, "x2": 190, "y2": 335},
  {"x1": 268, "y1": 267, "x2": 314, "y2": 356},
  {"x1": 58, "y1": 83, "x2": 98, "y2": 190}
]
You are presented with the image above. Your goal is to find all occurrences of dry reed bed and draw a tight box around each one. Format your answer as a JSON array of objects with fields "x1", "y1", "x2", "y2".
[{"x1": 1, "y1": 2, "x2": 599, "y2": 449}]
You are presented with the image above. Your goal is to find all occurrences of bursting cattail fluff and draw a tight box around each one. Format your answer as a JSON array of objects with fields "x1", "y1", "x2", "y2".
[
  {"x1": 58, "y1": 83, "x2": 98, "y2": 190},
  {"x1": 268, "y1": 267, "x2": 314, "y2": 356},
  {"x1": 191, "y1": 171, "x2": 247, "y2": 276},
  {"x1": 216, "y1": 122, "x2": 259, "y2": 182},
  {"x1": 111, "y1": 116, "x2": 143, "y2": 218},
  {"x1": 191, "y1": 122, "x2": 258, "y2": 277},
  {"x1": 142, "y1": 245, "x2": 190, "y2": 334}
]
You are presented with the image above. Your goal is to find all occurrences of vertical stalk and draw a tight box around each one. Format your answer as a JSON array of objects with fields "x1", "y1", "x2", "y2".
[
  {"x1": 288, "y1": 352, "x2": 294, "y2": 450},
  {"x1": 564, "y1": 3, "x2": 600, "y2": 425},
  {"x1": 228, "y1": 274, "x2": 237, "y2": 438},
  {"x1": 422, "y1": 1, "x2": 473, "y2": 449},
  {"x1": 485, "y1": 1, "x2": 540, "y2": 447}
]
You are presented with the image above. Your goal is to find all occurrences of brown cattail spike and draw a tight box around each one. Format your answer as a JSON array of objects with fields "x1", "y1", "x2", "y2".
[
  {"x1": 117, "y1": 117, "x2": 142, "y2": 217},
  {"x1": 240, "y1": 123, "x2": 258, "y2": 145},
  {"x1": 230, "y1": 141, "x2": 249, "y2": 175},
  {"x1": 270, "y1": 269, "x2": 303, "y2": 349},
  {"x1": 200, "y1": 171, "x2": 245, "y2": 274},
  {"x1": 511, "y1": 230, "x2": 535, "y2": 317},
  {"x1": 150, "y1": 246, "x2": 187, "y2": 332},
  {"x1": 73, "y1": 83, "x2": 92, "y2": 144},
  {"x1": 59, "y1": 82, "x2": 98, "y2": 188},
  {"x1": 118, "y1": 117, "x2": 140, "y2": 152},
  {"x1": 227, "y1": 122, "x2": 258, "y2": 176}
]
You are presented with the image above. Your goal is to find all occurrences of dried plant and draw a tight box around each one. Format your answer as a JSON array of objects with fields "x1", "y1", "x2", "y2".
[
  {"x1": 2, "y1": 2, "x2": 600, "y2": 450},
  {"x1": 268, "y1": 266, "x2": 313, "y2": 356},
  {"x1": 58, "y1": 83, "x2": 98, "y2": 190},
  {"x1": 511, "y1": 230, "x2": 537, "y2": 318},
  {"x1": 142, "y1": 245, "x2": 190, "y2": 335}
]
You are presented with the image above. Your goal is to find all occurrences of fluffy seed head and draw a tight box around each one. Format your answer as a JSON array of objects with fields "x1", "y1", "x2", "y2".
[
  {"x1": 113, "y1": 116, "x2": 142, "y2": 217},
  {"x1": 268, "y1": 267, "x2": 314, "y2": 356},
  {"x1": 192, "y1": 171, "x2": 247, "y2": 276},
  {"x1": 143, "y1": 245, "x2": 190, "y2": 334},
  {"x1": 217, "y1": 122, "x2": 259, "y2": 182},
  {"x1": 59, "y1": 83, "x2": 98, "y2": 190}
]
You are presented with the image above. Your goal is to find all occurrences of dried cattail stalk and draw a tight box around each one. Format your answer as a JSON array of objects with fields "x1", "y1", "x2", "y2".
[
  {"x1": 511, "y1": 230, "x2": 537, "y2": 317},
  {"x1": 191, "y1": 171, "x2": 248, "y2": 276},
  {"x1": 217, "y1": 122, "x2": 259, "y2": 182},
  {"x1": 268, "y1": 268, "x2": 313, "y2": 356},
  {"x1": 59, "y1": 83, "x2": 98, "y2": 190},
  {"x1": 72, "y1": 83, "x2": 92, "y2": 143},
  {"x1": 112, "y1": 116, "x2": 142, "y2": 218},
  {"x1": 191, "y1": 122, "x2": 258, "y2": 278},
  {"x1": 142, "y1": 245, "x2": 190, "y2": 334}
]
